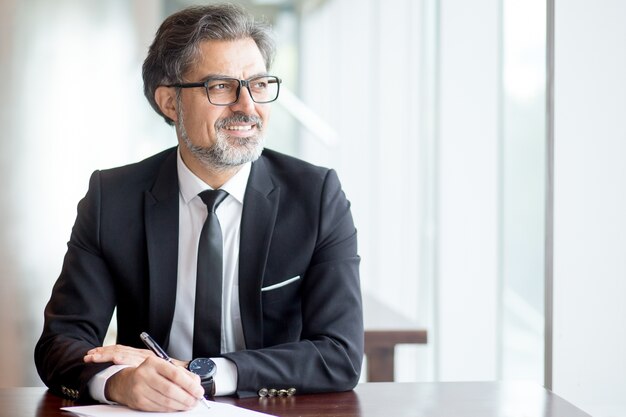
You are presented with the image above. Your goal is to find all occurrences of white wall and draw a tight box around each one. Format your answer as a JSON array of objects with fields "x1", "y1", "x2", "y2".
[
  {"x1": 0, "y1": 0, "x2": 21, "y2": 386},
  {"x1": 298, "y1": 0, "x2": 430, "y2": 381},
  {"x1": 0, "y1": 0, "x2": 172, "y2": 386},
  {"x1": 553, "y1": 1, "x2": 626, "y2": 416},
  {"x1": 437, "y1": 0, "x2": 500, "y2": 380},
  {"x1": 298, "y1": 0, "x2": 547, "y2": 383}
]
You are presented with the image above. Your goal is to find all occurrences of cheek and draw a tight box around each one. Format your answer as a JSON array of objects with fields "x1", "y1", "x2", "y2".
[
  {"x1": 187, "y1": 109, "x2": 222, "y2": 135},
  {"x1": 258, "y1": 106, "x2": 271, "y2": 125}
]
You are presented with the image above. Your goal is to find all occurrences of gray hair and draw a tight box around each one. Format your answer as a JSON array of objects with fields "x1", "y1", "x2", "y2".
[{"x1": 142, "y1": 3, "x2": 276, "y2": 125}]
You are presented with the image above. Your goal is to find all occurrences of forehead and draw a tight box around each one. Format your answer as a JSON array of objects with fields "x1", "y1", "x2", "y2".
[{"x1": 186, "y1": 38, "x2": 267, "y2": 79}]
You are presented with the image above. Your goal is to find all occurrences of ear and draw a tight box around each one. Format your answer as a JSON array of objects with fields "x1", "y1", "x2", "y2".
[{"x1": 155, "y1": 86, "x2": 178, "y2": 123}]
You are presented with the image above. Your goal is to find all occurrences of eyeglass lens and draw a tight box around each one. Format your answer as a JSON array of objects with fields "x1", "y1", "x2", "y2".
[{"x1": 207, "y1": 76, "x2": 279, "y2": 105}]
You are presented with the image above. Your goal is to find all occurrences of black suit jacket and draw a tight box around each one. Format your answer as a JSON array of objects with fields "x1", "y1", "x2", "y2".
[{"x1": 35, "y1": 147, "x2": 363, "y2": 400}]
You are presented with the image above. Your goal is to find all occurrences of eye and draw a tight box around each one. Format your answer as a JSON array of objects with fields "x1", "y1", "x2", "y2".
[
  {"x1": 207, "y1": 80, "x2": 236, "y2": 92},
  {"x1": 251, "y1": 79, "x2": 270, "y2": 91}
]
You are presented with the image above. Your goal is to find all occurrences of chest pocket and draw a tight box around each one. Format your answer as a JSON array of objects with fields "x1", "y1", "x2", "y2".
[{"x1": 261, "y1": 275, "x2": 302, "y2": 343}]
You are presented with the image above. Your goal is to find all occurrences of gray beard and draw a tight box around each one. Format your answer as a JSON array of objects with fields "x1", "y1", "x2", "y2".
[{"x1": 177, "y1": 106, "x2": 265, "y2": 171}]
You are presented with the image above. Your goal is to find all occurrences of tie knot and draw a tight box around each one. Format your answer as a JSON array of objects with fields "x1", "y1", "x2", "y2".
[{"x1": 199, "y1": 189, "x2": 229, "y2": 212}]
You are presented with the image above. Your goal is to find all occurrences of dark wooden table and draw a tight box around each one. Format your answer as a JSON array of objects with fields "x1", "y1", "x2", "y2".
[{"x1": 0, "y1": 381, "x2": 592, "y2": 417}]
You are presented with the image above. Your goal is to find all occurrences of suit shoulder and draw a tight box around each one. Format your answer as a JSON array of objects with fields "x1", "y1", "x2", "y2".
[
  {"x1": 260, "y1": 148, "x2": 330, "y2": 179},
  {"x1": 97, "y1": 147, "x2": 176, "y2": 187},
  {"x1": 256, "y1": 149, "x2": 345, "y2": 203}
]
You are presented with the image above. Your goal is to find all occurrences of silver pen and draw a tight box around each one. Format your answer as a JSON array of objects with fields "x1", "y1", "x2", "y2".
[{"x1": 140, "y1": 332, "x2": 212, "y2": 410}]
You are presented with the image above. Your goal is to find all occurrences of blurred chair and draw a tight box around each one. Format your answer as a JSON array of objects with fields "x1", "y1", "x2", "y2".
[{"x1": 363, "y1": 294, "x2": 428, "y2": 382}]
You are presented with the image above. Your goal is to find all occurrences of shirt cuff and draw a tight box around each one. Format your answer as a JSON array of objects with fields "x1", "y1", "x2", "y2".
[
  {"x1": 88, "y1": 365, "x2": 131, "y2": 404},
  {"x1": 212, "y1": 357, "x2": 238, "y2": 396}
]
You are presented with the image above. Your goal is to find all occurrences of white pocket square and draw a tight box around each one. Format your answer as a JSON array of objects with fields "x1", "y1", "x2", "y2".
[{"x1": 261, "y1": 276, "x2": 301, "y2": 292}]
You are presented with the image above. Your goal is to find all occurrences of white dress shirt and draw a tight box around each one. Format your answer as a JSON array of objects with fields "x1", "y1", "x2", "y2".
[{"x1": 89, "y1": 148, "x2": 250, "y2": 402}]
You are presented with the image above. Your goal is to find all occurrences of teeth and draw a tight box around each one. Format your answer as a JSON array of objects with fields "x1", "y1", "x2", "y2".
[{"x1": 225, "y1": 125, "x2": 253, "y2": 131}]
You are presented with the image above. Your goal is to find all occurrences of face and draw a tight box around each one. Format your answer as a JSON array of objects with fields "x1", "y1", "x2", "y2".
[{"x1": 168, "y1": 38, "x2": 272, "y2": 172}]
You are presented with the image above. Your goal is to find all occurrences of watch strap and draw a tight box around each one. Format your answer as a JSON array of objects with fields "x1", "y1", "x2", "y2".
[{"x1": 200, "y1": 377, "x2": 215, "y2": 399}]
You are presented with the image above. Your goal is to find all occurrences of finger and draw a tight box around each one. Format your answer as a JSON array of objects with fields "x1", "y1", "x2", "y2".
[
  {"x1": 147, "y1": 377, "x2": 198, "y2": 411},
  {"x1": 140, "y1": 359, "x2": 200, "y2": 410},
  {"x1": 123, "y1": 377, "x2": 194, "y2": 412},
  {"x1": 112, "y1": 360, "x2": 195, "y2": 412},
  {"x1": 107, "y1": 358, "x2": 200, "y2": 412},
  {"x1": 148, "y1": 358, "x2": 204, "y2": 402},
  {"x1": 84, "y1": 345, "x2": 153, "y2": 366},
  {"x1": 127, "y1": 391, "x2": 169, "y2": 412},
  {"x1": 171, "y1": 358, "x2": 190, "y2": 368},
  {"x1": 86, "y1": 345, "x2": 116, "y2": 357}
]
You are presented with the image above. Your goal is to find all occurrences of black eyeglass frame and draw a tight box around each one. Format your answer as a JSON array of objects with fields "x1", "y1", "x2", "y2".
[{"x1": 166, "y1": 75, "x2": 282, "y2": 106}]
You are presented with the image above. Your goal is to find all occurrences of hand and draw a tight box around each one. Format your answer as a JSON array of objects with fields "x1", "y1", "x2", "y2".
[
  {"x1": 84, "y1": 345, "x2": 188, "y2": 368},
  {"x1": 103, "y1": 356, "x2": 204, "y2": 412}
]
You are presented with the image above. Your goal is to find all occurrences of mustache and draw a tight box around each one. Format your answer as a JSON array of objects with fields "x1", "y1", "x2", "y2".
[{"x1": 215, "y1": 113, "x2": 263, "y2": 130}]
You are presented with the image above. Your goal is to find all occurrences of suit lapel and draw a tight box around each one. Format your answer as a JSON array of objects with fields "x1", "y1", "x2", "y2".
[
  {"x1": 239, "y1": 156, "x2": 279, "y2": 349},
  {"x1": 144, "y1": 150, "x2": 179, "y2": 346}
]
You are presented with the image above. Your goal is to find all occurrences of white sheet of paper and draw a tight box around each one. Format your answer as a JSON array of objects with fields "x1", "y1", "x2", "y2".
[{"x1": 61, "y1": 400, "x2": 277, "y2": 417}]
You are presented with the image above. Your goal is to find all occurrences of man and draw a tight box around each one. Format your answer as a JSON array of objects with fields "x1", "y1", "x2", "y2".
[{"x1": 34, "y1": 3, "x2": 363, "y2": 412}]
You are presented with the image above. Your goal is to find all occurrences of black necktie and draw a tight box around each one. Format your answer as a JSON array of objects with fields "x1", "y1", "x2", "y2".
[{"x1": 193, "y1": 189, "x2": 229, "y2": 358}]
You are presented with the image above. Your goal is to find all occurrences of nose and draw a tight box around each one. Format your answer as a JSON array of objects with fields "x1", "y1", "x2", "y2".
[{"x1": 230, "y1": 84, "x2": 256, "y2": 113}]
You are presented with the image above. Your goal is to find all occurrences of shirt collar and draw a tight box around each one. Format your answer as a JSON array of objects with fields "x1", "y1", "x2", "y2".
[{"x1": 177, "y1": 147, "x2": 251, "y2": 205}]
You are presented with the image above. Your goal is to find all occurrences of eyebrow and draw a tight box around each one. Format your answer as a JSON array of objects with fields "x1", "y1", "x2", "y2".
[{"x1": 197, "y1": 72, "x2": 271, "y2": 82}]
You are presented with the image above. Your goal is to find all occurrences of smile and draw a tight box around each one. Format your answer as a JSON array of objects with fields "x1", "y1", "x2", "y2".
[{"x1": 225, "y1": 125, "x2": 254, "y2": 131}]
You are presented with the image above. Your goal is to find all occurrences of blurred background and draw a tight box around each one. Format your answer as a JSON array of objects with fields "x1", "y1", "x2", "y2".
[{"x1": 1, "y1": 1, "x2": 624, "y2": 416}]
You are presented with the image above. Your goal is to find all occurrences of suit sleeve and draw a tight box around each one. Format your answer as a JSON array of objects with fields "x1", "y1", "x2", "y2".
[
  {"x1": 34, "y1": 171, "x2": 117, "y2": 401},
  {"x1": 223, "y1": 169, "x2": 364, "y2": 397}
]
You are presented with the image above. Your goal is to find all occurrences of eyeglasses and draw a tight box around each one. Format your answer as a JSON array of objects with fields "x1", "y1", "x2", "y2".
[{"x1": 167, "y1": 75, "x2": 282, "y2": 106}]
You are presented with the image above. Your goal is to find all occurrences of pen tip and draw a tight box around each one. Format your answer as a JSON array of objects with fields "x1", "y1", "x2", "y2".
[{"x1": 201, "y1": 398, "x2": 212, "y2": 409}]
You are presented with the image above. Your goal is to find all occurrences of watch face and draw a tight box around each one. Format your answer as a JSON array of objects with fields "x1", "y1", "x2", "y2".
[{"x1": 188, "y1": 358, "x2": 216, "y2": 379}]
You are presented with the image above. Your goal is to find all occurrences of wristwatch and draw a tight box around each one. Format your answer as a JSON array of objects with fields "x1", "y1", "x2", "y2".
[{"x1": 187, "y1": 358, "x2": 216, "y2": 398}]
